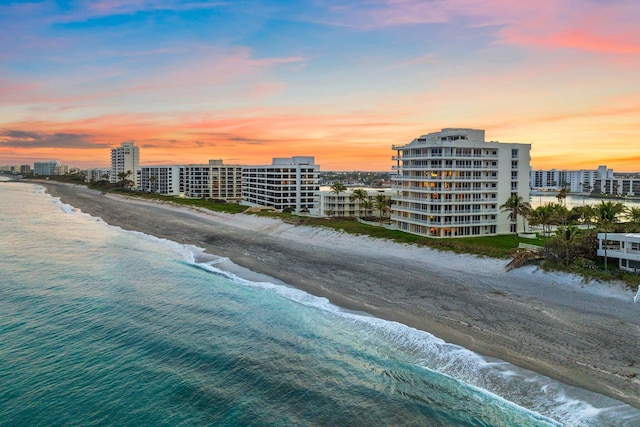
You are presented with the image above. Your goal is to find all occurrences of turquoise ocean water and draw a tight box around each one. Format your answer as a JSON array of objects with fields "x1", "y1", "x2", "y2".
[{"x1": 1, "y1": 180, "x2": 639, "y2": 426}]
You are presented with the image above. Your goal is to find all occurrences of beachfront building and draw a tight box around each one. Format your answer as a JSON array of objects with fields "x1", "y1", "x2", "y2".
[
  {"x1": 139, "y1": 165, "x2": 181, "y2": 195},
  {"x1": 312, "y1": 188, "x2": 393, "y2": 218},
  {"x1": 391, "y1": 128, "x2": 531, "y2": 238},
  {"x1": 34, "y1": 160, "x2": 68, "y2": 176},
  {"x1": 0, "y1": 165, "x2": 23, "y2": 175},
  {"x1": 84, "y1": 168, "x2": 111, "y2": 183},
  {"x1": 242, "y1": 156, "x2": 319, "y2": 212},
  {"x1": 180, "y1": 160, "x2": 244, "y2": 201},
  {"x1": 110, "y1": 141, "x2": 140, "y2": 188},
  {"x1": 597, "y1": 233, "x2": 640, "y2": 272}
]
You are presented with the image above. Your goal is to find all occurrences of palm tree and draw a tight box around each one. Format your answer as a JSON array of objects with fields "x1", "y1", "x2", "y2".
[
  {"x1": 149, "y1": 175, "x2": 158, "y2": 193},
  {"x1": 330, "y1": 181, "x2": 347, "y2": 216},
  {"x1": 552, "y1": 203, "x2": 569, "y2": 226},
  {"x1": 361, "y1": 199, "x2": 373, "y2": 219},
  {"x1": 554, "y1": 225, "x2": 580, "y2": 265},
  {"x1": 528, "y1": 203, "x2": 556, "y2": 235},
  {"x1": 625, "y1": 206, "x2": 640, "y2": 232},
  {"x1": 117, "y1": 171, "x2": 128, "y2": 188},
  {"x1": 373, "y1": 193, "x2": 390, "y2": 224},
  {"x1": 350, "y1": 188, "x2": 368, "y2": 218},
  {"x1": 556, "y1": 186, "x2": 568, "y2": 206},
  {"x1": 500, "y1": 194, "x2": 531, "y2": 234},
  {"x1": 573, "y1": 204, "x2": 596, "y2": 227},
  {"x1": 594, "y1": 200, "x2": 625, "y2": 270}
]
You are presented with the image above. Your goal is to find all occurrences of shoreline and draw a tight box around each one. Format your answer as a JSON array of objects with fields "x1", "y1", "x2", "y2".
[{"x1": 36, "y1": 182, "x2": 640, "y2": 409}]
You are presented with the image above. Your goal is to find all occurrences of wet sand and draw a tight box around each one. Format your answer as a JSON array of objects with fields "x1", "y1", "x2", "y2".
[{"x1": 39, "y1": 181, "x2": 640, "y2": 408}]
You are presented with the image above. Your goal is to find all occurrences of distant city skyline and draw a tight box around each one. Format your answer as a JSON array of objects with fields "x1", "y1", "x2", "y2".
[{"x1": 1, "y1": 1, "x2": 639, "y2": 171}]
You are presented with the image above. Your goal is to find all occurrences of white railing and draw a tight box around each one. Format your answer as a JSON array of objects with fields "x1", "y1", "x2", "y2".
[{"x1": 518, "y1": 243, "x2": 541, "y2": 251}]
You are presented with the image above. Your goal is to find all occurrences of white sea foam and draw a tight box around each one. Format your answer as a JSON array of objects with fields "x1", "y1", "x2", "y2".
[{"x1": 181, "y1": 251, "x2": 639, "y2": 426}]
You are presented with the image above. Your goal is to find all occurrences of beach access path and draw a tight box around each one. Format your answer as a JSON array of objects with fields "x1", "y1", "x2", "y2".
[{"x1": 41, "y1": 182, "x2": 640, "y2": 409}]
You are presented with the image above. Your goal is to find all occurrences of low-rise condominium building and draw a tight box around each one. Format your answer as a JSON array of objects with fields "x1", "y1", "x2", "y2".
[
  {"x1": 139, "y1": 165, "x2": 181, "y2": 195},
  {"x1": 180, "y1": 160, "x2": 244, "y2": 201},
  {"x1": 242, "y1": 156, "x2": 319, "y2": 212}
]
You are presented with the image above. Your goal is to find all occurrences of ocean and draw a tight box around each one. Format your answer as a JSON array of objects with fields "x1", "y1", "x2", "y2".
[{"x1": 1, "y1": 179, "x2": 639, "y2": 426}]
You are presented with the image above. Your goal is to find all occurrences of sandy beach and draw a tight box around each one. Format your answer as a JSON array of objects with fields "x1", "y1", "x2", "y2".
[{"x1": 38, "y1": 181, "x2": 640, "y2": 409}]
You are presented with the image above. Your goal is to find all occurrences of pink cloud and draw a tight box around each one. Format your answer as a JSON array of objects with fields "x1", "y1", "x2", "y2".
[{"x1": 330, "y1": 0, "x2": 640, "y2": 57}]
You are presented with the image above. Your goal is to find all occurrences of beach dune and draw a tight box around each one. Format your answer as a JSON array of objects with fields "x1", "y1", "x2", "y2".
[{"x1": 42, "y1": 182, "x2": 640, "y2": 409}]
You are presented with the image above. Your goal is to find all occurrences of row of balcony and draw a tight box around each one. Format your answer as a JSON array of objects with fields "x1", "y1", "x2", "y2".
[
  {"x1": 395, "y1": 178, "x2": 500, "y2": 186},
  {"x1": 394, "y1": 186, "x2": 499, "y2": 194},
  {"x1": 393, "y1": 206, "x2": 497, "y2": 215},
  {"x1": 392, "y1": 153, "x2": 499, "y2": 160},
  {"x1": 390, "y1": 215, "x2": 497, "y2": 227},
  {"x1": 391, "y1": 195, "x2": 498, "y2": 204},
  {"x1": 391, "y1": 165, "x2": 499, "y2": 171}
]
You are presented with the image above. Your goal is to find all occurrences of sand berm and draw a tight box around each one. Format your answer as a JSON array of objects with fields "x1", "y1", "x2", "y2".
[{"x1": 42, "y1": 182, "x2": 640, "y2": 409}]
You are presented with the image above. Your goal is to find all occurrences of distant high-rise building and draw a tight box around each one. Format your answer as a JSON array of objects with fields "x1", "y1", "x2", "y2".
[
  {"x1": 34, "y1": 160, "x2": 66, "y2": 176},
  {"x1": 110, "y1": 141, "x2": 140, "y2": 188},
  {"x1": 242, "y1": 156, "x2": 320, "y2": 212},
  {"x1": 530, "y1": 168, "x2": 599, "y2": 193},
  {"x1": 391, "y1": 128, "x2": 531, "y2": 238}
]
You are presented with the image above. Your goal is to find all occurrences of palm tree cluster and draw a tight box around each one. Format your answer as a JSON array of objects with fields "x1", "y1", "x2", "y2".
[
  {"x1": 327, "y1": 182, "x2": 392, "y2": 222},
  {"x1": 509, "y1": 197, "x2": 637, "y2": 269}
]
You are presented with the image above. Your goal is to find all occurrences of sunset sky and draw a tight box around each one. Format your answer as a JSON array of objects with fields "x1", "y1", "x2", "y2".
[{"x1": 1, "y1": 0, "x2": 639, "y2": 171}]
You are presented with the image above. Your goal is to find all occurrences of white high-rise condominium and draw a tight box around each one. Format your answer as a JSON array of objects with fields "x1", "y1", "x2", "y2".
[
  {"x1": 110, "y1": 141, "x2": 140, "y2": 188},
  {"x1": 391, "y1": 128, "x2": 531, "y2": 238}
]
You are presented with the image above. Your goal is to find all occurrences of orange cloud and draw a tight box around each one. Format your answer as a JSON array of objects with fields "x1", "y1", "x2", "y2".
[{"x1": 1, "y1": 108, "x2": 420, "y2": 170}]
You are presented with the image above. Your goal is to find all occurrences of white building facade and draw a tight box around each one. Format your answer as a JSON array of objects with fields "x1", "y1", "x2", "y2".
[
  {"x1": 110, "y1": 141, "x2": 140, "y2": 188},
  {"x1": 84, "y1": 168, "x2": 111, "y2": 183},
  {"x1": 180, "y1": 160, "x2": 244, "y2": 201},
  {"x1": 139, "y1": 166, "x2": 181, "y2": 195},
  {"x1": 597, "y1": 233, "x2": 640, "y2": 272},
  {"x1": 391, "y1": 128, "x2": 531, "y2": 238},
  {"x1": 312, "y1": 188, "x2": 393, "y2": 217},
  {"x1": 242, "y1": 156, "x2": 319, "y2": 212},
  {"x1": 530, "y1": 169, "x2": 598, "y2": 193},
  {"x1": 531, "y1": 165, "x2": 640, "y2": 196},
  {"x1": 595, "y1": 170, "x2": 640, "y2": 197}
]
